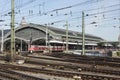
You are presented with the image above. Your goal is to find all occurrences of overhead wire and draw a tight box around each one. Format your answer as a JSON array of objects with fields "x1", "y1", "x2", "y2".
[
  {"x1": 1, "y1": 0, "x2": 103, "y2": 20},
  {"x1": 1, "y1": 0, "x2": 120, "y2": 28},
  {"x1": 12, "y1": 0, "x2": 106, "y2": 22},
  {"x1": 46, "y1": 3, "x2": 120, "y2": 19},
  {"x1": 45, "y1": 8, "x2": 120, "y2": 25},
  {"x1": 3, "y1": 5, "x2": 120, "y2": 27},
  {"x1": 1, "y1": 0, "x2": 103, "y2": 16},
  {"x1": 1, "y1": 0, "x2": 37, "y2": 16}
]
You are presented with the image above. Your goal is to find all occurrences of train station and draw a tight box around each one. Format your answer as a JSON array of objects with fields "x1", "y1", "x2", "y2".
[
  {"x1": 0, "y1": 21, "x2": 104, "y2": 52},
  {"x1": 0, "y1": 0, "x2": 120, "y2": 80}
]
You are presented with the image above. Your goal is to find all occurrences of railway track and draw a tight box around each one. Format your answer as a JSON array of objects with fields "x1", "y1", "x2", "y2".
[
  {"x1": 0, "y1": 68, "x2": 45, "y2": 80},
  {"x1": 0, "y1": 63, "x2": 120, "y2": 80},
  {"x1": 1, "y1": 53, "x2": 120, "y2": 68},
  {"x1": 28, "y1": 55, "x2": 120, "y2": 67},
  {"x1": 47, "y1": 52, "x2": 120, "y2": 62},
  {"x1": 0, "y1": 54, "x2": 120, "y2": 80},
  {"x1": 26, "y1": 56, "x2": 120, "y2": 76},
  {"x1": 43, "y1": 53, "x2": 120, "y2": 67}
]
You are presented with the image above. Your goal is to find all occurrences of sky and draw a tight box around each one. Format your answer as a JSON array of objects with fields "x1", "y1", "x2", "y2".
[{"x1": 0, "y1": 0, "x2": 120, "y2": 41}]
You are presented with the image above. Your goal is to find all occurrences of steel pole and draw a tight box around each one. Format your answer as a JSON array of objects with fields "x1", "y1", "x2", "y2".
[
  {"x1": 1, "y1": 28, "x2": 3, "y2": 53},
  {"x1": 118, "y1": 18, "x2": 120, "y2": 50},
  {"x1": 46, "y1": 25, "x2": 48, "y2": 47},
  {"x1": 117, "y1": 18, "x2": 120, "y2": 49},
  {"x1": 82, "y1": 11, "x2": 85, "y2": 55},
  {"x1": 20, "y1": 39, "x2": 22, "y2": 51},
  {"x1": 11, "y1": 0, "x2": 15, "y2": 62},
  {"x1": 66, "y1": 21, "x2": 68, "y2": 53}
]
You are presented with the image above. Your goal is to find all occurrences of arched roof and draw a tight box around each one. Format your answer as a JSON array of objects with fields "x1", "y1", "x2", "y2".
[
  {"x1": 4, "y1": 24, "x2": 55, "y2": 41},
  {"x1": 2, "y1": 23, "x2": 104, "y2": 43},
  {"x1": 4, "y1": 37, "x2": 28, "y2": 43}
]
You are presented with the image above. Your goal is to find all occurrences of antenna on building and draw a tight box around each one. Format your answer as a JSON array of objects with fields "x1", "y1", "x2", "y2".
[{"x1": 20, "y1": 17, "x2": 27, "y2": 26}]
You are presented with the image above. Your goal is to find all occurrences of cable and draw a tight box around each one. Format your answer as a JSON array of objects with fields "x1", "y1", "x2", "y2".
[
  {"x1": 2, "y1": 0, "x2": 119, "y2": 27},
  {"x1": 1, "y1": 0, "x2": 37, "y2": 15},
  {"x1": 45, "y1": 3, "x2": 120, "y2": 20},
  {"x1": 22, "y1": 3, "x2": 120, "y2": 20},
  {"x1": 44, "y1": 8, "x2": 120, "y2": 25},
  {"x1": 1, "y1": 0, "x2": 103, "y2": 16},
  {"x1": 3, "y1": 7, "x2": 120, "y2": 26}
]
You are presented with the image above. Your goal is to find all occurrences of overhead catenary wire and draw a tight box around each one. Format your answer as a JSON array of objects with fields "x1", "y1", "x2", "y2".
[
  {"x1": 1, "y1": 0, "x2": 37, "y2": 16},
  {"x1": 0, "y1": 0, "x2": 113, "y2": 18},
  {"x1": 1, "y1": 0, "x2": 119, "y2": 30},
  {"x1": 1, "y1": 0, "x2": 103, "y2": 16},
  {"x1": 2, "y1": 7, "x2": 120, "y2": 28},
  {"x1": 45, "y1": 8, "x2": 120, "y2": 25},
  {"x1": 12, "y1": 3, "x2": 120, "y2": 23},
  {"x1": 0, "y1": 0, "x2": 102, "y2": 18}
]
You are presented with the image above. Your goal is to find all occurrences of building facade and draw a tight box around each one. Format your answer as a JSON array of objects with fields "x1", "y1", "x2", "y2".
[{"x1": 0, "y1": 23, "x2": 104, "y2": 52}]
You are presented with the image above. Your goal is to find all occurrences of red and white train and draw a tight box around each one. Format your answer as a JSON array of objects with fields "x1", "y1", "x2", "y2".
[{"x1": 28, "y1": 45, "x2": 65, "y2": 53}]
